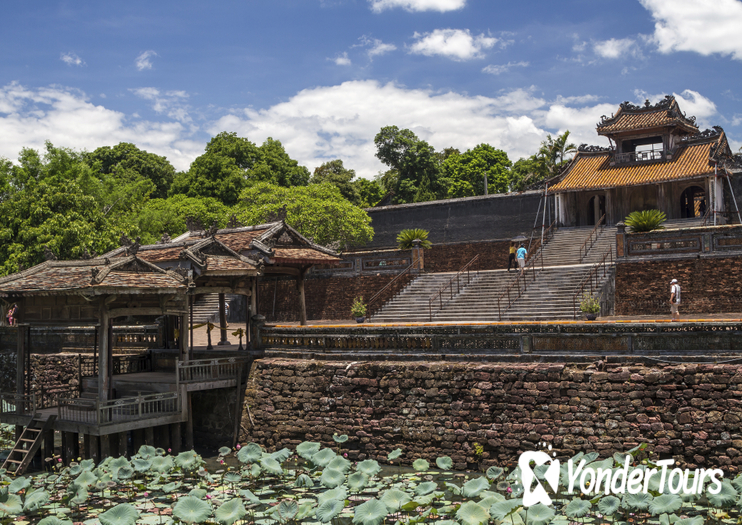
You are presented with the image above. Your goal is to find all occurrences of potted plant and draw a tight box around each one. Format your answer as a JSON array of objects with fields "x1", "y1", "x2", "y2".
[
  {"x1": 351, "y1": 296, "x2": 367, "y2": 323},
  {"x1": 580, "y1": 292, "x2": 601, "y2": 321}
]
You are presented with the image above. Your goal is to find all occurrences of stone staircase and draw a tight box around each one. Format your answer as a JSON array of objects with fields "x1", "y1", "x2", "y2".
[
  {"x1": 370, "y1": 273, "x2": 463, "y2": 323},
  {"x1": 190, "y1": 294, "x2": 240, "y2": 324}
]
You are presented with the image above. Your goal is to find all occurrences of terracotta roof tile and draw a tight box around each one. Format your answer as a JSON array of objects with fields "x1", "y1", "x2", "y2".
[
  {"x1": 551, "y1": 141, "x2": 715, "y2": 193},
  {"x1": 597, "y1": 97, "x2": 698, "y2": 136},
  {"x1": 204, "y1": 256, "x2": 257, "y2": 272},
  {"x1": 272, "y1": 248, "x2": 341, "y2": 265},
  {"x1": 136, "y1": 246, "x2": 183, "y2": 262}
]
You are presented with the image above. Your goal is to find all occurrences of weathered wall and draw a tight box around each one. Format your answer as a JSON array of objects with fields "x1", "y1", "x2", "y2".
[
  {"x1": 615, "y1": 256, "x2": 742, "y2": 315},
  {"x1": 242, "y1": 358, "x2": 742, "y2": 472}
]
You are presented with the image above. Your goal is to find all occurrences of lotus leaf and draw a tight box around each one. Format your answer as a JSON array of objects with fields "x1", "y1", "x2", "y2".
[
  {"x1": 597, "y1": 495, "x2": 621, "y2": 516},
  {"x1": 237, "y1": 442, "x2": 263, "y2": 463},
  {"x1": 38, "y1": 518, "x2": 74, "y2": 525},
  {"x1": 486, "y1": 466, "x2": 504, "y2": 480},
  {"x1": 525, "y1": 503, "x2": 555, "y2": 525},
  {"x1": 276, "y1": 499, "x2": 299, "y2": 522},
  {"x1": 479, "y1": 495, "x2": 504, "y2": 508},
  {"x1": 173, "y1": 495, "x2": 212, "y2": 524},
  {"x1": 444, "y1": 481, "x2": 462, "y2": 496},
  {"x1": 270, "y1": 447, "x2": 292, "y2": 463},
  {"x1": 732, "y1": 473, "x2": 742, "y2": 493},
  {"x1": 131, "y1": 458, "x2": 152, "y2": 473},
  {"x1": 622, "y1": 492, "x2": 652, "y2": 510},
  {"x1": 707, "y1": 480, "x2": 738, "y2": 508},
  {"x1": 248, "y1": 463, "x2": 261, "y2": 477},
  {"x1": 80, "y1": 458, "x2": 95, "y2": 469},
  {"x1": 294, "y1": 473, "x2": 314, "y2": 488},
  {"x1": 412, "y1": 458, "x2": 429, "y2": 472},
  {"x1": 352, "y1": 498, "x2": 388, "y2": 525},
  {"x1": 99, "y1": 502, "x2": 140, "y2": 525},
  {"x1": 414, "y1": 481, "x2": 438, "y2": 496},
  {"x1": 260, "y1": 457, "x2": 283, "y2": 476},
  {"x1": 387, "y1": 448, "x2": 402, "y2": 460},
  {"x1": 8, "y1": 476, "x2": 30, "y2": 493},
  {"x1": 320, "y1": 468, "x2": 345, "y2": 489},
  {"x1": 311, "y1": 448, "x2": 337, "y2": 468},
  {"x1": 175, "y1": 451, "x2": 202, "y2": 470},
  {"x1": 23, "y1": 488, "x2": 50, "y2": 512},
  {"x1": 489, "y1": 499, "x2": 523, "y2": 520},
  {"x1": 456, "y1": 501, "x2": 490, "y2": 525},
  {"x1": 239, "y1": 489, "x2": 261, "y2": 504},
  {"x1": 137, "y1": 445, "x2": 158, "y2": 459},
  {"x1": 0, "y1": 493, "x2": 22, "y2": 516},
  {"x1": 327, "y1": 456, "x2": 352, "y2": 473},
  {"x1": 296, "y1": 441, "x2": 321, "y2": 460},
  {"x1": 224, "y1": 472, "x2": 241, "y2": 484},
  {"x1": 77, "y1": 469, "x2": 99, "y2": 488},
  {"x1": 189, "y1": 488, "x2": 208, "y2": 499},
  {"x1": 432, "y1": 455, "x2": 452, "y2": 470},
  {"x1": 109, "y1": 457, "x2": 130, "y2": 471},
  {"x1": 151, "y1": 456, "x2": 173, "y2": 473},
  {"x1": 318, "y1": 487, "x2": 348, "y2": 506},
  {"x1": 215, "y1": 498, "x2": 246, "y2": 525},
  {"x1": 380, "y1": 488, "x2": 412, "y2": 511},
  {"x1": 356, "y1": 459, "x2": 381, "y2": 477},
  {"x1": 68, "y1": 465, "x2": 82, "y2": 476},
  {"x1": 161, "y1": 481, "x2": 182, "y2": 493},
  {"x1": 116, "y1": 467, "x2": 134, "y2": 480},
  {"x1": 582, "y1": 452, "x2": 599, "y2": 463},
  {"x1": 675, "y1": 518, "x2": 704, "y2": 525},
  {"x1": 462, "y1": 477, "x2": 490, "y2": 498},
  {"x1": 565, "y1": 498, "x2": 592, "y2": 518},
  {"x1": 316, "y1": 499, "x2": 344, "y2": 523},
  {"x1": 297, "y1": 501, "x2": 317, "y2": 520},
  {"x1": 218, "y1": 446, "x2": 232, "y2": 457},
  {"x1": 648, "y1": 494, "x2": 682, "y2": 515},
  {"x1": 348, "y1": 471, "x2": 369, "y2": 491}
]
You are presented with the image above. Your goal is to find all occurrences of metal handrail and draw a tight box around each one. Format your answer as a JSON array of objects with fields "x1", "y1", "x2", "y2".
[
  {"x1": 367, "y1": 256, "x2": 421, "y2": 317},
  {"x1": 177, "y1": 357, "x2": 248, "y2": 383},
  {"x1": 578, "y1": 214, "x2": 605, "y2": 263},
  {"x1": 527, "y1": 220, "x2": 558, "y2": 257},
  {"x1": 496, "y1": 249, "x2": 544, "y2": 320},
  {"x1": 572, "y1": 248, "x2": 614, "y2": 320},
  {"x1": 428, "y1": 254, "x2": 480, "y2": 321}
]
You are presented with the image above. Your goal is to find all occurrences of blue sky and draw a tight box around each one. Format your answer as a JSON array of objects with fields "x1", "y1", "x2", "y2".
[{"x1": 1, "y1": 0, "x2": 741, "y2": 177}]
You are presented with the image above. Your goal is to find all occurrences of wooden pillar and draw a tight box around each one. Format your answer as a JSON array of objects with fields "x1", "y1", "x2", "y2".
[
  {"x1": 116, "y1": 432, "x2": 128, "y2": 457},
  {"x1": 62, "y1": 432, "x2": 77, "y2": 465},
  {"x1": 98, "y1": 304, "x2": 111, "y2": 403},
  {"x1": 99, "y1": 434, "x2": 111, "y2": 460},
  {"x1": 145, "y1": 426, "x2": 155, "y2": 446},
  {"x1": 43, "y1": 429, "x2": 55, "y2": 466},
  {"x1": 185, "y1": 393, "x2": 194, "y2": 450},
  {"x1": 188, "y1": 295, "x2": 194, "y2": 360},
  {"x1": 15, "y1": 323, "x2": 25, "y2": 439},
  {"x1": 179, "y1": 313, "x2": 189, "y2": 362},
  {"x1": 297, "y1": 270, "x2": 307, "y2": 326},
  {"x1": 132, "y1": 429, "x2": 144, "y2": 453},
  {"x1": 218, "y1": 293, "x2": 230, "y2": 345},
  {"x1": 170, "y1": 423, "x2": 181, "y2": 454},
  {"x1": 84, "y1": 434, "x2": 99, "y2": 462}
]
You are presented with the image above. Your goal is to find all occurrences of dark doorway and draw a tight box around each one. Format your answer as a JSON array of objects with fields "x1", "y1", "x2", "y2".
[
  {"x1": 587, "y1": 195, "x2": 606, "y2": 226},
  {"x1": 680, "y1": 186, "x2": 706, "y2": 218}
]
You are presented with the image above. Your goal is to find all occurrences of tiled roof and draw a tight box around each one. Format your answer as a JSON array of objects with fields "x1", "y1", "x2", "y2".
[
  {"x1": 597, "y1": 96, "x2": 698, "y2": 135},
  {"x1": 136, "y1": 246, "x2": 183, "y2": 262},
  {"x1": 215, "y1": 230, "x2": 266, "y2": 252},
  {"x1": 0, "y1": 258, "x2": 186, "y2": 295},
  {"x1": 272, "y1": 248, "x2": 341, "y2": 265},
  {"x1": 551, "y1": 141, "x2": 716, "y2": 193},
  {"x1": 204, "y1": 256, "x2": 257, "y2": 272}
]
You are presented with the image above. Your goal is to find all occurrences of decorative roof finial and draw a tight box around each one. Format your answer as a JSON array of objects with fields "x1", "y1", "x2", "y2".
[
  {"x1": 44, "y1": 245, "x2": 57, "y2": 261},
  {"x1": 158, "y1": 232, "x2": 172, "y2": 244},
  {"x1": 207, "y1": 221, "x2": 219, "y2": 238},
  {"x1": 119, "y1": 233, "x2": 133, "y2": 247}
]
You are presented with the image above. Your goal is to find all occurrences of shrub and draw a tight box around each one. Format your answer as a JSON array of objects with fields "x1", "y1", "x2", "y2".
[
  {"x1": 396, "y1": 228, "x2": 432, "y2": 249},
  {"x1": 624, "y1": 209, "x2": 666, "y2": 232},
  {"x1": 579, "y1": 293, "x2": 601, "y2": 314},
  {"x1": 350, "y1": 297, "x2": 367, "y2": 318}
]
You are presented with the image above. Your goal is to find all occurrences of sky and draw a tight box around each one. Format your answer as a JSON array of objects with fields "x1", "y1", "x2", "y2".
[{"x1": 1, "y1": 0, "x2": 742, "y2": 178}]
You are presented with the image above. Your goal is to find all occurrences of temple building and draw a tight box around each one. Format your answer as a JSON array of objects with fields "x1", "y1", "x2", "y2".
[{"x1": 551, "y1": 96, "x2": 741, "y2": 226}]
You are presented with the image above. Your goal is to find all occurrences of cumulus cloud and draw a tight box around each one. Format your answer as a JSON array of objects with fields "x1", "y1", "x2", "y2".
[
  {"x1": 640, "y1": 0, "x2": 742, "y2": 60},
  {"x1": 130, "y1": 87, "x2": 192, "y2": 123},
  {"x1": 593, "y1": 38, "x2": 640, "y2": 59},
  {"x1": 369, "y1": 0, "x2": 466, "y2": 13},
  {"x1": 410, "y1": 29, "x2": 497, "y2": 61},
  {"x1": 332, "y1": 52, "x2": 352, "y2": 66},
  {"x1": 362, "y1": 37, "x2": 397, "y2": 58},
  {"x1": 0, "y1": 82, "x2": 201, "y2": 170},
  {"x1": 482, "y1": 61, "x2": 529, "y2": 75},
  {"x1": 60, "y1": 52, "x2": 85, "y2": 67},
  {"x1": 135, "y1": 50, "x2": 157, "y2": 71}
]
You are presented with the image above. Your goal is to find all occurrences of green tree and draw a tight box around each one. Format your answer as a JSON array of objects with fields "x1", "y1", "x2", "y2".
[
  {"x1": 136, "y1": 195, "x2": 233, "y2": 245},
  {"x1": 442, "y1": 144, "x2": 512, "y2": 197},
  {"x1": 538, "y1": 130, "x2": 576, "y2": 177},
  {"x1": 311, "y1": 160, "x2": 361, "y2": 205},
  {"x1": 236, "y1": 182, "x2": 373, "y2": 249},
  {"x1": 85, "y1": 142, "x2": 176, "y2": 199},
  {"x1": 251, "y1": 137, "x2": 310, "y2": 187},
  {"x1": 509, "y1": 156, "x2": 548, "y2": 191},
  {"x1": 355, "y1": 178, "x2": 385, "y2": 207}
]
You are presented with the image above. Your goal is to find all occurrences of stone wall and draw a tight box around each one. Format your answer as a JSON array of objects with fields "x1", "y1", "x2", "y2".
[
  {"x1": 242, "y1": 358, "x2": 742, "y2": 472},
  {"x1": 615, "y1": 256, "x2": 742, "y2": 316}
]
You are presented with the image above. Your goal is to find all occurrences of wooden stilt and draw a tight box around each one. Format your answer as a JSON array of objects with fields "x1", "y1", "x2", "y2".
[
  {"x1": 116, "y1": 432, "x2": 128, "y2": 458},
  {"x1": 99, "y1": 434, "x2": 111, "y2": 460},
  {"x1": 185, "y1": 393, "x2": 194, "y2": 450},
  {"x1": 43, "y1": 429, "x2": 54, "y2": 466},
  {"x1": 132, "y1": 429, "x2": 144, "y2": 454},
  {"x1": 170, "y1": 423, "x2": 182, "y2": 454},
  {"x1": 145, "y1": 427, "x2": 154, "y2": 446},
  {"x1": 218, "y1": 292, "x2": 230, "y2": 345},
  {"x1": 297, "y1": 268, "x2": 308, "y2": 326}
]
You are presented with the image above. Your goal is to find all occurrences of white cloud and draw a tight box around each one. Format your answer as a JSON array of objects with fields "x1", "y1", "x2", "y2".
[
  {"x1": 593, "y1": 38, "x2": 640, "y2": 59},
  {"x1": 332, "y1": 52, "x2": 352, "y2": 66},
  {"x1": 363, "y1": 37, "x2": 397, "y2": 58},
  {"x1": 482, "y1": 61, "x2": 529, "y2": 75},
  {"x1": 640, "y1": 0, "x2": 742, "y2": 60},
  {"x1": 60, "y1": 52, "x2": 85, "y2": 67},
  {"x1": 634, "y1": 89, "x2": 718, "y2": 128},
  {"x1": 130, "y1": 87, "x2": 192, "y2": 123},
  {"x1": 369, "y1": 0, "x2": 465, "y2": 13},
  {"x1": 0, "y1": 82, "x2": 200, "y2": 170},
  {"x1": 409, "y1": 29, "x2": 497, "y2": 61},
  {"x1": 135, "y1": 50, "x2": 157, "y2": 71}
]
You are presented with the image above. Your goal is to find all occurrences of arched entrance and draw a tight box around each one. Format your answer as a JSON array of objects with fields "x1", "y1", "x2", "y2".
[
  {"x1": 680, "y1": 186, "x2": 706, "y2": 218},
  {"x1": 587, "y1": 195, "x2": 606, "y2": 226}
]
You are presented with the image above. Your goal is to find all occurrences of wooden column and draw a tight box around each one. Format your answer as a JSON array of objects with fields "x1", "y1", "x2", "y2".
[
  {"x1": 170, "y1": 423, "x2": 181, "y2": 454},
  {"x1": 188, "y1": 295, "x2": 194, "y2": 360},
  {"x1": 185, "y1": 393, "x2": 194, "y2": 450},
  {"x1": 218, "y1": 293, "x2": 230, "y2": 345},
  {"x1": 84, "y1": 434, "x2": 99, "y2": 462},
  {"x1": 62, "y1": 432, "x2": 78, "y2": 465},
  {"x1": 297, "y1": 268, "x2": 308, "y2": 326},
  {"x1": 99, "y1": 434, "x2": 111, "y2": 460},
  {"x1": 132, "y1": 429, "x2": 144, "y2": 453},
  {"x1": 43, "y1": 429, "x2": 55, "y2": 465},
  {"x1": 244, "y1": 292, "x2": 251, "y2": 349},
  {"x1": 116, "y1": 432, "x2": 128, "y2": 457},
  {"x1": 98, "y1": 303, "x2": 111, "y2": 403},
  {"x1": 145, "y1": 426, "x2": 154, "y2": 446},
  {"x1": 15, "y1": 323, "x2": 25, "y2": 439},
  {"x1": 179, "y1": 313, "x2": 189, "y2": 362},
  {"x1": 249, "y1": 279, "x2": 257, "y2": 346}
]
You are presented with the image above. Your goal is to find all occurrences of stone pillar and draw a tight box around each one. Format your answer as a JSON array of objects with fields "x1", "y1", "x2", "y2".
[
  {"x1": 218, "y1": 293, "x2": 230, "y2": 345},
  {"x1": 615, "y1": 222, "x2": 627, "y2": 258},
  {"x1": 297, "y1": 270, "x2": 307, "y2": 326},
  {"x1": 412, "y1": 239, "x2": 424, "y2": 270}
]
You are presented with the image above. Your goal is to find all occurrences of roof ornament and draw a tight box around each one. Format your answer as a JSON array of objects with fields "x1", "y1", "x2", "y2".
[
  {"x1": 185, "y1": 216, "x2": 204, "y2": 232},
  {"x1": 91, "y1": 268, "x2": 100, "y2": 280},
  {"x1": 226, "y1": 214, "x2": 243, "y2": 229},
  {"x1": 81, "y1": 247, "x2": 96, "y2": 260},
  {"x1": 119, "y1": 233, "x2": 133, "y2": 247},
  {"x1": 578, "y1": 144, "x2": 613, "y2": 153},
  {"x1": 266, "y1": 204, "x2": 288, "y2": 223},
  {"x1": 277, "y1": 231, "x2": 293, "y2": 245},
  {"x1": 206, "y1": 221, "x2": 219, "y2": 238},
  {"x1": 157, "y1": 233, "x2": 172, "y2": 244},
  {"x1": 44, "y1": 245, "x2": 57, "y2": 261},
  {"x1": 126, "y1": 237, "x2": 141, "y2": 256}
]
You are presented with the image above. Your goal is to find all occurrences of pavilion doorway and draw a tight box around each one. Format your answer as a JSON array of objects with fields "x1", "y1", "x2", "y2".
[
  {"x1": 587, "y1": 195, "x2": 606, "y2": 226},
  {"x1": 680, "y1": 186, "x2": 706, "y2": 218}
]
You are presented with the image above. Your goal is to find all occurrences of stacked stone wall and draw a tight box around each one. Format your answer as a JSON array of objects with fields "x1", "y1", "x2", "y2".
[
  {"x1": 242, "y1": 358, "x2": 742, "y2": 472},
  {"x1": 615, "y1": 256, "x2": 742, "y2": 316}
]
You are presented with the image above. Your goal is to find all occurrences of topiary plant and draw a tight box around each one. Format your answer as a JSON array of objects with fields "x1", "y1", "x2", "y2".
[
  {"x1": 624, "y1": 209, "x2": 667, "y2": 232},
  {"x1": 396, "y1": 228, "x2": 432, "y2": 249}
]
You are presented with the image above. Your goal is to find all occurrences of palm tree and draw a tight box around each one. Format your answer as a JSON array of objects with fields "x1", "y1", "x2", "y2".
[{"x1": 538, "y1": 130, "x2": 576, "y2": 177}]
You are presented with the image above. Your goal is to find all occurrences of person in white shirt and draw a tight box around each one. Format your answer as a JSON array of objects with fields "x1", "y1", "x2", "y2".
[{"x1": 669, "y1": 278, "x2": 681, "y2": 321}]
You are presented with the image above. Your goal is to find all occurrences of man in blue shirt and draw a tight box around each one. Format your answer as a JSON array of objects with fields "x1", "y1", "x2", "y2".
[{"x1": 516, "y1": 244, "x2": 527, "y2": 275}]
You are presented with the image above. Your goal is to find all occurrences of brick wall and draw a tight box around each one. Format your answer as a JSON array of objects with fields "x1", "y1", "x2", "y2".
[
  {"x1": 424, "y1": 240, "x2": 510, "y2": 272},
  {"x1": 615, "y1": 256, "x2": 742, "y2": 316},
  {"x1": 242, "y1": 358, "x2": 742, "y2": 472}
]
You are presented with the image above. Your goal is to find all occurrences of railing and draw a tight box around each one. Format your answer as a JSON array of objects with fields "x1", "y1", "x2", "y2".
[
  {"x1": 572, "y1": 248, "x2": 614, "y2": 320},
  {"x1": 80, "y1": 353, "x2": 151, "y2": 378},
  {"x1": 37, "y1": 385, "x2": 78, "y2": 409},
  {"x1": 177, "y1": 357, "x2": 247, "y2": 383},
  {"x1": 0, "y1": 392, "x2": 36, "y2": 417},
  {"x1": 366, "y1": 257, "x2": 421, "y2": 318},
  {"x1": 428, "y1": 255, "x2": 480, "y2": 322},
  {"x1": 527, "y1": 220, "x2": 557, "y2": 256},
  {"x1": 58, "y1": 392, "x2": 180, "y2": 427},
  {"x1": 496, "y1": 249, "x2": 544, "y2": 321},
  {"x1": 614, "y1": 150, "x2": 666, "y2": 164},
  {"x1": 113, "y1": 325, "x2": 161, "y2": 349},
  {"x1": 579, "y1": 214, "x2": 605, "y2": 263}
]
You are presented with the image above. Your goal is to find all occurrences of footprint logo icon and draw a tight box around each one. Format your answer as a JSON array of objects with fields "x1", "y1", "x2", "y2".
[{"x1": 519, "y1": 443, "x2": 560, "y2": 507}]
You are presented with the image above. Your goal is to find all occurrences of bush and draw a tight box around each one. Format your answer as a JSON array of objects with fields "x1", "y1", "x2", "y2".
[
  {"x1": 624, "y1": 209, "x2": 666, "y2": 232},
  {"x1": 579, "y1": 293, "x2": 601, "y2": 314},
  {"x1": 350, "y1": 297, "x2": 367, "y2": 318},
  {"x1": 397, "y1": 229, "x2": 432, "y2": 250}
]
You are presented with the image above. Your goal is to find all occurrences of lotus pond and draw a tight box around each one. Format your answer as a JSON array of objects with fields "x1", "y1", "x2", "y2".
[{"x1": 0, "y1": 437, "x2": 741, "y2": 525}]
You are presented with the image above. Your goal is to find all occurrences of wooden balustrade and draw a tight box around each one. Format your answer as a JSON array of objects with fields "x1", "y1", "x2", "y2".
[
  {"x1": 0, "y1": 392, "x2": 36, "y2": 417},
  {"x1": 177, "y1": 357, "x2": 248, "y2": 383},
  {"x1": 57, "y1": 392, "x2": 180, "y2": 426}
]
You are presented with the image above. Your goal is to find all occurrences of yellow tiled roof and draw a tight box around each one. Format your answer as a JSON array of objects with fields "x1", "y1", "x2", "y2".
[
  {"x1": 597, "y1": 97, "x2": 698, "y2": 135},
  {"x1": 551, "y1": 141, "x2": 715, "y2": 193}
]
